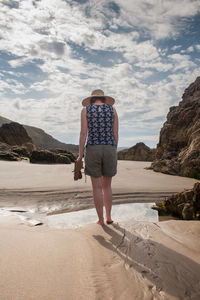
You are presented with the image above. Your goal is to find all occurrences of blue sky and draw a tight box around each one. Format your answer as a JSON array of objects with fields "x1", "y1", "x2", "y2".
[{"x1": 0, "y1": 0, "x2": 200, "y2": 148}]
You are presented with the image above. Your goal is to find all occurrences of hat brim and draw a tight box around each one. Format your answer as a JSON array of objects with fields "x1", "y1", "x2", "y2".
[{"x1": 82, "y1": 96, "x2": 115, "y2": 107}]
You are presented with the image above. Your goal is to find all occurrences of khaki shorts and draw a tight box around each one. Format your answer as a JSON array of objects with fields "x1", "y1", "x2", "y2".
[{"x1": 84, "y1": 145, "x2": 117, "y2": 178}]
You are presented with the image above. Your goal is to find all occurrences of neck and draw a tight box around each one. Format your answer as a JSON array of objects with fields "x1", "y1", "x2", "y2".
[{"x1": 94, "y1": 101, "x2": 104, "y2": 105}]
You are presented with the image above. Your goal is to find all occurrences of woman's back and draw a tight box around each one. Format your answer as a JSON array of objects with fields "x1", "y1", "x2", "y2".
[{"x1": 86, "y1": 104, "x2": 116, "y2": 146}]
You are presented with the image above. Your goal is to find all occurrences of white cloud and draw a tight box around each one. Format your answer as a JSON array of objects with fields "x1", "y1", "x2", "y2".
[
  {"x1": 0, "y1": 0, "x2": 200, "y2": 147},
  {"x1": 115, "y1": 0, "x2": 200, "y2": 40},
  {"x1": 195, "y1": 45, "x2": 200, "y2": 51}
]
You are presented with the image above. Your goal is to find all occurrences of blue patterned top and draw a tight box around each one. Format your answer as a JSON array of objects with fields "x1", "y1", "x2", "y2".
[{"x1": 86, "y1": 104, "x2": 116, "y2": 147}]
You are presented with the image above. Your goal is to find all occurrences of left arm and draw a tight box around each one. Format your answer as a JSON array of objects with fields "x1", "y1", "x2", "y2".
[{"x1": 76, "y1": 108, "x2": 87, "y2": 162}]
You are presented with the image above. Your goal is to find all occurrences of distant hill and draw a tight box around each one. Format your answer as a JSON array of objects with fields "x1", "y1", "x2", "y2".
[
  {"x1": 0, "y1": 116, "x2": 11, "y2": 125},
  {"x1": 0, "y1": 115, "x2": 78, "y2": 153},
  {"x1": 117, "y1": 147, "x2": 128, "y2": 152}
]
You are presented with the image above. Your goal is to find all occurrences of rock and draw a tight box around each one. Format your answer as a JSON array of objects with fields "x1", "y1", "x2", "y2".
[
  {"x1": 118, "y1": 142, "x2": 155, "y2": 161},
  {"x1": 11, "y1": 146, "x2": 30, "y2": 158},
  {"x1": 152, "y1": 182, "x2": 200, "y2": 220},
  {"x1": 182, "y1": 203, "x2": 194, "y2": 220},
  {"x1": 30, "y1": 150, "x2": 71, "y2": 164},
  {"x1": 0, "y1": 115, "x2": 79, "y2": 154},
  {"x1": 0, "y1": 142, "x2": 11, "y2": 151},
  {"x1": 0, "y1": 151, "x2": 20, "y2": 161},
  {"x1": 49, "y1": 148, "x2": 76, "y2": 162},
  {"x1": 151, "y1": 77, "x2": 200, "y2": 178},
  {"x1": 0, "y1": 122, "x2": 36, "y2": 152}
]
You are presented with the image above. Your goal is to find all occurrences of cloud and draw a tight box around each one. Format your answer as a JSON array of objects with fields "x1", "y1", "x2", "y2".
[
  {"x1": 114, "y1": 0, "x2": 200, "y2": 40},
  {"x1": 0, "y1": 0, "x2": 199, "y2": 148}
]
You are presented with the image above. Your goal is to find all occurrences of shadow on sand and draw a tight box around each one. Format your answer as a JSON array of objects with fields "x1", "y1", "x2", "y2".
[{"x1": 93, "y1": 223, "x2": 200, "y2": 299}]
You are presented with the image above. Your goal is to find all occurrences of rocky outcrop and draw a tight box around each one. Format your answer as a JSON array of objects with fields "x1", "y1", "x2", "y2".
[
  {"x1": 0, "y1": 120, "x2": 76, "y2": 163},
  {"x1": 30, "y1": 150, "x2": 71, "y2": 164},
  {"x1": 0, "y1": 115, "x2": 79, "y2": 153},
  {"x1": 0, "y1": 142, "x2": 20, "y2": 161},
  {"x1": 152, "y1": 182, "x2": 200, "y2": 220},
  {"x1": 0, "y1": 142, "x2": 29, "y2": 161},
  {"x1": 118, "y1": 142, "x2": 155, "y2": 161},
  {"x1": 0, "y1": 122, "x2": 35, "y2": 152},
  {"x1": 50, "y1": 149, "x2": 76, "y2": 162},
  {"x1": 151, "y1": 77, "x2": 200, "y2": 179}
]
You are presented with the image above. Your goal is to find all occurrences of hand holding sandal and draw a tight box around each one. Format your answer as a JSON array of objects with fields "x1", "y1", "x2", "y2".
[{"x1": 73, "y1": 159, "x2": 83, "y2": 181}]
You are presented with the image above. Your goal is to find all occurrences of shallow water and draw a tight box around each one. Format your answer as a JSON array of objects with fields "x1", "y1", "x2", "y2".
[
  {"x1": 45, "y1": 203, "x2": 158, "y2": 229},
  {"x1": 0, "y1": 202, "x2": 158, "y2": 228}
]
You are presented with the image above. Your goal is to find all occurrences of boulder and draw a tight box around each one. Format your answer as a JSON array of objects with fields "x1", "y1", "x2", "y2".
[
  {"x1": 0, "y1": 151, "x2": 19, "y2": 161},
  {"x1": 0, "y1": 122, "x2": 36, "y2": 153},
  {"x1": 49, "y1": 148, "x2": 76, "y2": 162},
  {"x1": 152, "y1": 182, "x2": 200, "y2": 220},
  {"x1": 30, "y1": 150, "x2": 71, "y2": 164},
  {"x1": 118, "y1": 142, "x2": 155, "y2": 161},
  {"x1": 11, "y1": 146, "x2": 30, "y2": 158},
  {"x1": 0, "y1": 142, "x2": 25, "y2": 161},
  {"x1": 151, "y1": 77, "x2": 200, "y2": 178}
]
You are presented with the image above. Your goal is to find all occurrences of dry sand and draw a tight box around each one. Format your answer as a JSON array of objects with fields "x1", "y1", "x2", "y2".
[
  {"x1": 0, "y1": 160, "x2": 198, "y2": 192},
  {"x1": 0, "y1": 161, "x2": 200, "y2": 299},
  {"x1": 0, "y1": 216, "x2": 200, "y2": 300}
]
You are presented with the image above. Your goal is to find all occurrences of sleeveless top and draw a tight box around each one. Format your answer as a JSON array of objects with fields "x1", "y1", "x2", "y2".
[{"x1": 86, "y1": 104, "x2": 116, "y2": 147}]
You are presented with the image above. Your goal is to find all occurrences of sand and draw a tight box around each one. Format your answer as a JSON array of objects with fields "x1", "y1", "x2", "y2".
[
  {"x1": 0, "y1": 161, "x2": 200, "y2": 299},
  {"x1": 0, "y1": 216, "x2": 200, "y2": 300},
  {"x1": 0, "y1": 160, "x2": 199, "y2": 216},
  {"x1": 0, "y1": 160, "x2": 198, "y2": 192}
]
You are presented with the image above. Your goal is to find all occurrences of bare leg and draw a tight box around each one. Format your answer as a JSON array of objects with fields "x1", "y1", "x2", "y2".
[
  {"x1": 90, "y1": 177, "x2": 104, "y2": 226},
  {"x1": 102, "y1": 176, "x2": 113, "y2": 223}
]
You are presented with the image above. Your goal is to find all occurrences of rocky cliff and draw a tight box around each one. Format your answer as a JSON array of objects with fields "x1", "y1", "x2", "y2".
[
  {"x1": 0, "y1": 115, "x2": 78, "y2": 153},
  {"x1": 0, "y1": 119, "x2": 76, "y2": 163},
  {"x1": 118, "y1": 142, "x2": 155, "y2": 161},
  {"x1": 0, "y1": 122, "x2": 35, "y2": 152},
  {"x1": 151, "y1": 77, "x2": 200, "y2": 179}
]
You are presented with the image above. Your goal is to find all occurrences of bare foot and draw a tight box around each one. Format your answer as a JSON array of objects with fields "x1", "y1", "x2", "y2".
[
  {"x1": 106, "y1": 219, "x2": 114, "y2": 224},
  {"x1": 96, "y1": 220, "x2": 105, "y2": 226}
]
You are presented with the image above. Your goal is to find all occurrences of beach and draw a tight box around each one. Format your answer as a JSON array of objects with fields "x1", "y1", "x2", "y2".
[{"x1": 0, "y1": 160, "x2": 200, "y2": 299}]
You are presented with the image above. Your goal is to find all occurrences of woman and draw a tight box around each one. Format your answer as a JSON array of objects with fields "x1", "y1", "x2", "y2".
[{"x1": 76, "y1": 89, "x2": 119, "y2": 226}]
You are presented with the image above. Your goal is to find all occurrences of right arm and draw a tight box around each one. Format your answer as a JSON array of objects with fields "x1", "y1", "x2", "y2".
[{"x1": 113, "y1": 107, "x2": 119, "y2": 147}]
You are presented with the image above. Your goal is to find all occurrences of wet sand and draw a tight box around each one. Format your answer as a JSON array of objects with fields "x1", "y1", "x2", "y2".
[
  {"x1": 0, "y1": 160, "x2": 198, "y2": 217},
  {"x1": 0, "y1": 161, "x2": 200, "y2": 299},
  {"x1": 0, "y1": 216, "x2": 200, "y2": 300}
]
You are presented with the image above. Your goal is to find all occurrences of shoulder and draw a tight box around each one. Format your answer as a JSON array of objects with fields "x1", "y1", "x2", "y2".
[
  {"x1": 112, "y1": 106, "x2": 117, "y2": 113},
  {"x1": 81, "y1": 107, "x2": 87, "y2": 116}
]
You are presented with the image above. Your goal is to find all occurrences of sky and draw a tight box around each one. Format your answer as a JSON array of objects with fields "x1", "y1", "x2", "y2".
[{"x1": 0, "y1": 0, "x2": 200, "y2": 148}]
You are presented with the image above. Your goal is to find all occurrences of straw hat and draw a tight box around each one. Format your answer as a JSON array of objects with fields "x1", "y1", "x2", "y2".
[{"x1": 82, "y1": 89, "x2": 115, "y2": 107}]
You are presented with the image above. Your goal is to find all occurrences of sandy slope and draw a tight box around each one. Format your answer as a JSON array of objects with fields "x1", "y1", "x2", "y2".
[{"x1": 0, "y1": 216, "x2": 200, "y2": 300}]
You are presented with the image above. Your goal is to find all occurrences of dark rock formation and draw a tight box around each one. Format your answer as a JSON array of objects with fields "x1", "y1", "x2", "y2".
[
  {"x1": 151, "y1": 77, "x2": 200, "y2": 179},
  {"x1": 0, "y1": 142, "x2": 20, "y2": 161},
  {"x1": 0, "y1": 144, "x2": 20, "y2": 161},
  {"x1": 50, "y1": 149, "x2": 76, "y2": 162},
  {"x1": 0, "y1": 115, "x2": 79, "y2": 153},
  {"x1": 30, "y1": 150, "x2": 71, "y2": 164},
  {"x1": 0, "y1": 120, "x2": 76, "y2": 163},
  {"x1": 152, "y1": 182, "x2": 200, "y2": 220},
  {"x1": 11, "y1": 146, "x2": 30, "y2": 158},
  {"x1": 118, "y1": 142, "x2": 155, "y2": 161},
  {"x1": 0, "y1": 122, "x2": 35, "y2": 152}
]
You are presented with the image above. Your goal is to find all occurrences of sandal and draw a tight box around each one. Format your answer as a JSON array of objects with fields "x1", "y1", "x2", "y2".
[{"x1": 73, "y1": 160, "x2": 83, "y2": 181}]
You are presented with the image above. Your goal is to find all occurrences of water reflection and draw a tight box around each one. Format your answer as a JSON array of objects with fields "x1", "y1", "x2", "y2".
[{"x1": 45, "y1": 202, "x2": 158, "y2": 229}]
